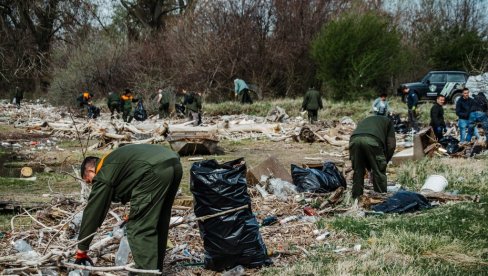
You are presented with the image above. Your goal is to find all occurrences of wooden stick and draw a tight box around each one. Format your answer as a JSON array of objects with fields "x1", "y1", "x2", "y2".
[{"x1": 61, "y1": 262, "x2": 162, "y2": 274}]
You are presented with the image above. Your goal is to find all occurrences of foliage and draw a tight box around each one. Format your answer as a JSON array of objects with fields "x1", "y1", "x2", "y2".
[
  {"x1": 50, "y1": 34, "x2": 132, "y2": 105},
  {"x1": 311, "y1": 12, "x2": 404, "y2": 100},
  {"x1": 419, "y1": 25, "x2": 488, "y2": 71}
]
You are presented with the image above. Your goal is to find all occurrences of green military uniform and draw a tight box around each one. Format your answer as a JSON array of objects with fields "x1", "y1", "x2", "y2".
[
  {"x1": 158, "y1": 90, "x2": 171, "y2": 119},
  {"x1": 302, "y1": 89, "x2": 323, "y2": 123},
  {"x1": 107, "y1": 92, "x2": 121, "y2": 117},
  {"x1": 78, "y1": 144, "x2": 182, "y2": 272},
  {"x1": 349, "y1": 116, "x2": 396, "y2": 198},
  {"x1": 121, "y1": 94, "x2": 138, "y2": 122},
  {"x1": 184, "y1": 93, "x2": 202, "y2": 126}
]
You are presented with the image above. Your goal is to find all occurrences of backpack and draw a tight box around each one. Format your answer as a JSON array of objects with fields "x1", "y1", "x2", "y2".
[{"x1": 133, "y1": 101, "x2": 148, "y2": 121}]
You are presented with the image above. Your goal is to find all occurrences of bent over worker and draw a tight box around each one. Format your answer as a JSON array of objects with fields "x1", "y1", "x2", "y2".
[
  {"x1": 349, "y1": 116, "x2": 396, "y2": 198},
  {"x1": 76, "y1": 144, "x2": 182, "y2": 273}
]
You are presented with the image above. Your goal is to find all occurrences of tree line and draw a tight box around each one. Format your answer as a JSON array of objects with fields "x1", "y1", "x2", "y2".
[{"x1": 1, "y1": 0, "x2": 487, "y2": 103}]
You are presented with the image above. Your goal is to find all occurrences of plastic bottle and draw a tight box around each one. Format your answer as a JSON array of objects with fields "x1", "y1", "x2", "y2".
[
  {"x1": 13, "y1": 239, "x2": 32, "y2": 252},
  {"x1": 112, "y1": 225, "x2": 124, "y2": 239},
  {"x1": 279, "y1": 215, "x2": 299, "y2": 224},
  {"x1": 115, "y1": 236, "x2": 130, "y2": 266}
]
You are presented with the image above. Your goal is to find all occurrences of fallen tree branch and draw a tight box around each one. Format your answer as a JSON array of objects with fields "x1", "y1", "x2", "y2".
[{"x1": 61, "y1": 262, "x2": 162, "y2": 274}]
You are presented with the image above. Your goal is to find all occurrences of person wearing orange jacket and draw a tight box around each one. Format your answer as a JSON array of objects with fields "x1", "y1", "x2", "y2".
[{"x1": 120, "y1": 89, "x2": 138, "y2": 123}]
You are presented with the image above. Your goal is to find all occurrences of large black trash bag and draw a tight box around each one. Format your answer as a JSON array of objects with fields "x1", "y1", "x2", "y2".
[
  {"x1": 372, "y1": 191, "x2": 431, "y2": 214},
  {"x1": 291, "y1": 161, "x2": 347, "y2": 193},
  {"x1": 133, "y1": 101, "x2": 147, "y2": 121},
  {"x1": 190, "y1": 158, "x2": 272, "y2": 271},
  {"x1": 439, "y1": 136, "x2": 461, "y2": 154}
]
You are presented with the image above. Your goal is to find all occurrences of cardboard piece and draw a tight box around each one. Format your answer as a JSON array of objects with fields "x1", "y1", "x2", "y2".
[
  {"x1": 247, "y1": 156, "x2": 293, "y2": 185},
  {"x1": 392, "y1": 127, "x2": 436, "y2": 165}
]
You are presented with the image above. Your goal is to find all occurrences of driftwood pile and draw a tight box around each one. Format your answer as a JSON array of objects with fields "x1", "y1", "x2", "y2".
[{"x1": 0, "y1": 102, "x2": 360, "y2": 152}]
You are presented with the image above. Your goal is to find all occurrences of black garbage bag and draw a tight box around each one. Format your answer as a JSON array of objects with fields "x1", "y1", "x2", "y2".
[
  {"x1": 133, "y1": 101, "x2": 147, "y2": 121},
  {"x1": 439, "y1": 135, "x2": 461, "y2": 154},
  {"x1": 291, "y1": 161, "x2": 347, "y2": 193},
  {"x1": 190, "y1": 158, "x2": 272, "y2": 271},
  {"x1": 388, "y1": 113, "x2": 409, "y2": 134},
  {"x1": 372, "y1": 191, "x2": 431, "y2": 214}
]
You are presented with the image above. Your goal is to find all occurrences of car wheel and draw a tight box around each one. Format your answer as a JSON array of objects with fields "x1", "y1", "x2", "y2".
[{"x1": 451, "y1": 92, "x2": 462, "y2": 105}]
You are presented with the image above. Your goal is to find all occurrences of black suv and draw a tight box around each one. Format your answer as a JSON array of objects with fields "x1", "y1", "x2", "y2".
[{"x1": 398, "y1": 71, "x2": 469, "y2": 103}]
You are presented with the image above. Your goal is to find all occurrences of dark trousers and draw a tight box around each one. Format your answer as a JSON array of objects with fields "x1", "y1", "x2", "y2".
[
  {"x1": 14, "y1": 97, "x2": 22, "y2": 108},
  {"x1": 240, "y1": 89, "x2": 253, "y2": 104},
  {"x1": 159, "y1": 103, "x2": 170, "y2": 119},
  {"x1": 349, "y1": 135, "x2": 388, "y2": 198},
  {"x1": 109, "y1": 103, "x2": 121, "y2": 116},
  {"x1": 122, "y1": 108, "x2": 133, "y2": 123},
  {"x1": 432, "y1": 125, "x2": 444, "y2": 141},
  {"x1": 127, "y1": 161, "x2": 182, "y2": 273},
  {"x1": 408, "y1": 109, "x2": 419, "y2": 131},
  {"x1": 307, "y1": 109, "x2": 318, "y2": 123}
]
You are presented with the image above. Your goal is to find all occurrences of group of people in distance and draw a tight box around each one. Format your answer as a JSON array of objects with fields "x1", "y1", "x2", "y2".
[{"x1": 75, "y1": 77, "x2": 256, "y2": 126}]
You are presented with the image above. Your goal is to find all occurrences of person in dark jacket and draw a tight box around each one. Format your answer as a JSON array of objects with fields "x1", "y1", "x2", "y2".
[
  {"x1": 466, "y1": 92, "x2": 488, "y2": 144},
  {"x1": 456, "y1": 87, "x2": 479, "y2": 142},
  {"x1": 430, "y1": 95, "x2": 446, "y2": 140},
  {"x1": 13, "y1": 86, "x2": 23, "y2": 108},
  {"x1": 183, "y1": 90, "x2": 203, "y2": 126},
  {"x1": 349, "y1": 116, "x2": 396, "y2": 199},
  {"x1": 76, "y1": 144, "x2": 182, "y2": 273},
  {"x1": 302, "y1": 88, "x2": 323, "y2": 123},
  {"x1": 402, "y1": 85, "x2": 419, "y2": 132}
]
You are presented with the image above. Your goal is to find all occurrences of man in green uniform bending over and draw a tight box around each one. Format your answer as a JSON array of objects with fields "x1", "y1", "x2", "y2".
[
  {"x1": 75, "y1": 144, "x2": 182, "y2": 273},
  {"x1": 349, "y1": 116, "x2": 396, "y2": 198}
]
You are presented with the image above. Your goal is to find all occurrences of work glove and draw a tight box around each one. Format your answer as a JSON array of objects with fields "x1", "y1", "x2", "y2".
[
  {"x1": 373, "y1": 107, "x2": 379, "y2": 112},
  {"x1": 74, "y1": 250, "x2": 94, "y2": 266},
  {"x1": 411, "y1": 106, "x2": 416, "y2": 111}
]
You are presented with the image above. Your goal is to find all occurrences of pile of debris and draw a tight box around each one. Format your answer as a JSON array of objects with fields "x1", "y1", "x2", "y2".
[{"x1": 0, "y1": 156, "x2": 480, "y2": 275}]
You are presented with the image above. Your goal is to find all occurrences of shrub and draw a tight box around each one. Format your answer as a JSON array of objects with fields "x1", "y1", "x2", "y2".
[{"x1": 312, "y1": 12, "x2": 403, "y2": 100}]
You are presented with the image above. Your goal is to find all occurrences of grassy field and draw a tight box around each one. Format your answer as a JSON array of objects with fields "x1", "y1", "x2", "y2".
[{"x1": 0, "y1": 98, "x2": 486, "y2": 275}]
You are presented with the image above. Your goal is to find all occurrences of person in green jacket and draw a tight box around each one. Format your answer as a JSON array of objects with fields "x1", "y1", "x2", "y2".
[
  {"x1": 183, "y1": 90, "x2": 203, "y2": 126},
  {"x1": 349, "y1": 116, "x2": 396, "y2": 199},
  {"x1": 157, "y1": 88, "x2": 172, "y2": 119},
  {"x1": 106, "y1": 91, "x2": 121, "y2": 118},
  {"x1": 76, "y1": 144, "x2": 182, "y2": 273},
  {"x1": 302, "y1": 88, "x2": 323, "y2": 123},
  {"x1": 120, "y1": 89, "x2": 138, "y2": 123}
]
